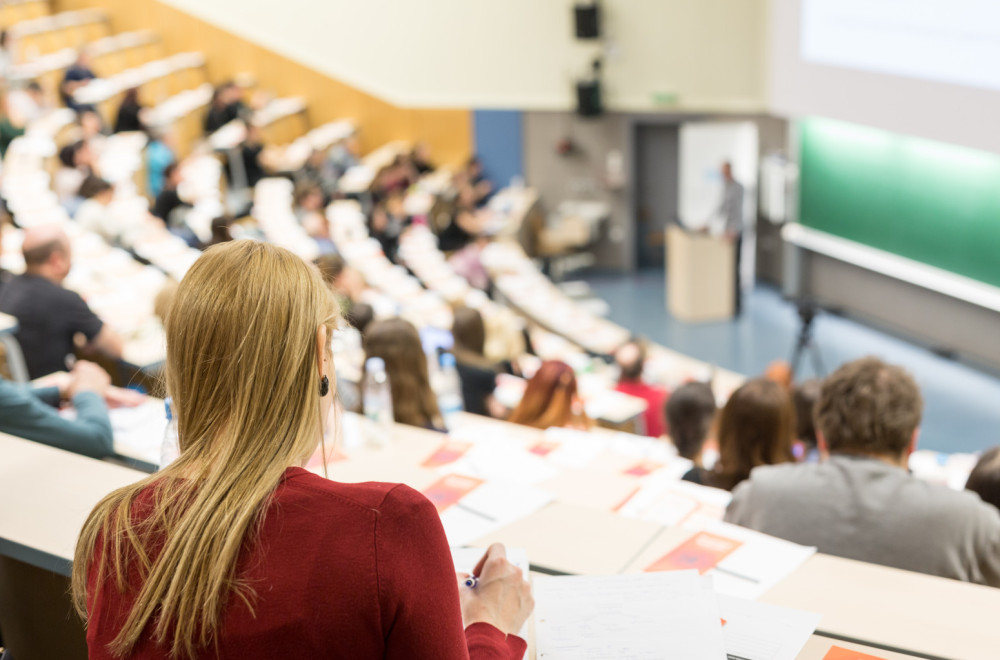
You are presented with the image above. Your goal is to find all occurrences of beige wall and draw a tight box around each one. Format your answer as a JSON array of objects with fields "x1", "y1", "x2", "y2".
[{"x1": 155, "y1": 0, "x2": 769, "y2": 113}]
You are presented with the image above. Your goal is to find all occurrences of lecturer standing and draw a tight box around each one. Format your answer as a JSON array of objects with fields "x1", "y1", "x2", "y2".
[{"x1": 715, "y1": 161, "x2": 745, "y2": 315}]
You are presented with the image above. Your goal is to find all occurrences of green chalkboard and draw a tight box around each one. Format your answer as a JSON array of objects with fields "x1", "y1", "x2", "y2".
[{"x1": 798, "y1": 118, "x2": 1000, "y2": 287}]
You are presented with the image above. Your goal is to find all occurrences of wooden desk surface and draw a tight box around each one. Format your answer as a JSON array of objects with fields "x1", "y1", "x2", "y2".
[
  {"x1": 762, "y1": 554, "x2": 1000, "y2": 660},
  {"x1": 473, "y1": 500, "x2": 664, "y2": 576},
  {"x1": 0, "y1": 433, "x2": 146, "y2": 575}
]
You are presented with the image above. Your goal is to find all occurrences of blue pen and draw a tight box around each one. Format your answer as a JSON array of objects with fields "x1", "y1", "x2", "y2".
[{"x1": 464, "y1": 576, "x2": 478, "y2": 589}]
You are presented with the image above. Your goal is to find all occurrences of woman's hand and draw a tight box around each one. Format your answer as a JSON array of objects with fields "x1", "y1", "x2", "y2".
[{"x1": 458, "y1": 543, "x2": 534, "y2": 636}]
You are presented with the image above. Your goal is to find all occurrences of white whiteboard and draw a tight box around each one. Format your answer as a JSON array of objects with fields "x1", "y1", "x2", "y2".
[{"x1": 678, "y1": 121, "x2": 759, "y2": 289}]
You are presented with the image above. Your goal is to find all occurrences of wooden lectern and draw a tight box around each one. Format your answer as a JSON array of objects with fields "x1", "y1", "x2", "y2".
[{"x1": 666, "y1": 224, "x2": 735, "y2": 322}]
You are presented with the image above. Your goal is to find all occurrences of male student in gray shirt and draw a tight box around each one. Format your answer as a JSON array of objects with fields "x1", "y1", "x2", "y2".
[{"x1": 726, "y1": 356, "x2": 1000, "y2": 586}]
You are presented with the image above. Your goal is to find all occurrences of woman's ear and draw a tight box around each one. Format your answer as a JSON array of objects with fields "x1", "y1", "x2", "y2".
[{"x1": 316, "y1": 325, "x2": 328, "y2": 378}]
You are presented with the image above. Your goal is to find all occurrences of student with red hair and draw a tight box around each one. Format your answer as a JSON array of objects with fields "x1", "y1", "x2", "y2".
[{"x1": 507, "y1": 360, "x2": 590, "y2": 430}]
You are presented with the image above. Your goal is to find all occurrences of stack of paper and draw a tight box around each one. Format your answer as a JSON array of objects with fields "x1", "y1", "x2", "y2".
[{"x1": 533, "y1": 572, "x2": 727, "y2": 659}]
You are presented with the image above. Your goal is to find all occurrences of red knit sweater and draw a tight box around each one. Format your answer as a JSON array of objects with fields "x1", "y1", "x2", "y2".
[{"x1": 85, "y1": 467, "x2": 526, "y2": 659}]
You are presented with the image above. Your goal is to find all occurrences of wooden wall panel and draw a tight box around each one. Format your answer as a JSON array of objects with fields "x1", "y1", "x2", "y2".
[{"x1": 53, "y1": 0, "x2": 471, "y2": 165}]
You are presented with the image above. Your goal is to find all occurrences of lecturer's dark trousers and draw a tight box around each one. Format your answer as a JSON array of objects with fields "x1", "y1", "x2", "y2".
[{"x1": 733, "y1": 234, "x2": 743, "y2": 316}]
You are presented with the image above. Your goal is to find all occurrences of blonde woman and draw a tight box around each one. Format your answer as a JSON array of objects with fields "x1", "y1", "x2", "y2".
[{"x1": 72, "y1": 241, "x2": 531, "y2": 659}]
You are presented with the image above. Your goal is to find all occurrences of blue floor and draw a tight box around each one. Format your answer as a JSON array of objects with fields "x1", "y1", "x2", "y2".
[{"x1": 582, "y1": 269, "x2": 1000, "y2": 455}]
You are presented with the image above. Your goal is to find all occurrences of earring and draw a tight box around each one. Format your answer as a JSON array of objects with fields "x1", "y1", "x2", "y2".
[{"x1": 319, "y1": 376, "x2": 330, "y2": 397}]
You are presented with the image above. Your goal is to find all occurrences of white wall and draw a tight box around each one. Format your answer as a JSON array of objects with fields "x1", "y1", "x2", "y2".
[
  {"x1": 771, "y1": 0, "x2": 1000, "y2": 155},
  {"x1": 159, "y1": 0, "x2": 769, "y2": 112}
]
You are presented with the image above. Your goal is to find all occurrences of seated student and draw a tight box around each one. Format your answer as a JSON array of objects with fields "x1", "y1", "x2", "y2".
[
  {"x1": 206, "y1": 215, "x2": 234, "y2": 247},
  {"x1": 113, "y1": 87, "x2": 146, "y2": 134},
  {"x1": 145, "y1": 126, "x2": 176, "y2": 198},
  {"x1": 691, "y1": 378, "x2": 795, "y2": 490},
  {"x1": 666, "y1": 382, "x2": 718, "y2": 480},
  {"x1": 0, "y1": 226, "x2": 123, "y2": 379},
  {"x1": 508, "y1": 360, "x2": 590, "y2": 430},
  {"x1": 6, "y1": 80, "x2": 49, "y2": 125},
  {"x1": 451, "y1": 306, "x2": 510, "y2": 418},
  {"x1": 55, "y1": 141, "x2": 95, "y2": 214},
  {"x1": 152, "y1": 162, "x2": 200, "y2": 246},
  {"x1": 0, "y1": 361, "x2": 138, "y2": 459},
  {"x1": 203, "y1": 81, "x2": 245, "y2": 134},
  {"x1": 363, "y1": 317, "x2": 445, "y2": 431},
  {"x1": 613, "y1": 341, "x2": 669, "y2": 438},
  {"x1": 726, "y1": 357, "x2": 1000, "y2": 586},
  {"x1": 0, "y1": 92, "x2": 26, "y2": 158},
  {"x1": 72, "y1": 241, "x2": 531, "y2": 659},
  {"x1": 791, "y1": 379, "x2": 821, "y2": 461},
  {"x1": 346, "y1": 301, "x2": 374, "y2": 337},
  {"x1": 368, "y1": 198, "x2": 404, "y2": 263},
  {"x1": 966, "y1": 447, "x2": 1000, "y2": 512},
  {"x1": 315, "y1": 253, "x2": 364, "y2": 312},
  {"x1": 61, "y1": 49, "x2": 97, "y2": 113},
  {"x1": 294, "y1": 183, "x2": 335, "y2": 254},
  {"x1": 411, "y1": 142, "x2": 436, "y2": 175},
  {"x1": 75, "y1": 176, "x2": 119, "y2": 243},
  {"x1": 463, "y1": 156, "x2": 493, "y2": 206}
]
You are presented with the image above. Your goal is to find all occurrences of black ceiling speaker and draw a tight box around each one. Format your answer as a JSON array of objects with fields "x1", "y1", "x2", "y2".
[{"x1": 574, "y1": 3, "x2": 600, "y2": 39}]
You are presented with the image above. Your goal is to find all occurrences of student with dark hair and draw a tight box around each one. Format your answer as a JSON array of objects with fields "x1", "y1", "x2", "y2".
[
  {"x1": 114, "y1": 87, "x2": 146, "y2": 133},
  {"x1": 727, "y1": 357, "x2": 1000, "y2": 585},
  {"x1": 61, "y1": 49, "x2": 97, "y2": 113},
  {"x1": 152, "y1": 162, "x2": 198, "y2": 246},
  {"x1": 614, "y1": 341, "x2": 668, "y2": 438},
  {"x1": 966, "y1": 448, "x2": 1000, "y2": 512},
  {"x1": 792, "y1": 379, "x2": 821, "y2": 460},
  {"x1": 207, "y1": 216, "x2": 233, "y2": 247},
  {"x1": 0, "y1": 226, "x2": 123, "y2": 378},
  {"x1": 345, "y1": 302, "x2": 374, "y2": 336},
  {"x1": 667, "y1": 382, "x2": 718, "y2": 480},
  {"x1": 451, "y1": 306, "x2": 509, "y2": 418},
  {"x1": 75, "y1": 176, "x2": 119, "y2": 243},
  {"x1": 55, "y1": 140, "x2": 94, "y2": 213}
]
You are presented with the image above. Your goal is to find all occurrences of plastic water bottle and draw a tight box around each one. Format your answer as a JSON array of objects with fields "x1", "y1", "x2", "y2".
[
  {"x1": 159, "y1": 397, "x2": 179, "y2": 469},
  {"x1": 437, "y1": 352, "x2": 464, "y2": 429},
  {"x1": 362, "y1": 357, "x2": 394, "y2": 448}
]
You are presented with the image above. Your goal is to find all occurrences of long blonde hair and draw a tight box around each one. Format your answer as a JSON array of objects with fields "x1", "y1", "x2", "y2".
[{"x1": 71, "y1": 241, "x2": 340, "y2": 658}]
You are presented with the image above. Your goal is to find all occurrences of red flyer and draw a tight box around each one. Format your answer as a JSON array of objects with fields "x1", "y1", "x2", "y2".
[
  {"x1": 623, "y1": 459, "x2": 664, "y2": 477},
  {"x1": 528, "y1": 439, "x2": 560, "y2": 457},
  {"x1": 644, "y1": 531, "x2": 743, "y2": 574},
  {"x1": 421, "y1": 440, "x2": 472, "y2": 467},
  {"x1": 421, "y1": 474, "x2": 484, "y2": 513}
]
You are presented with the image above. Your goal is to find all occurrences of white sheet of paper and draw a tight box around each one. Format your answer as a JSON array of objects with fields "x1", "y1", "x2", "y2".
[
  {"x1": 108, "y1": 400, "x2": 167, "y2": 465},
  {"x1": 543, "y1": 428, "x2": 608, "y2": 469},
  {"x1": 688, "y1": 521, "x2": 817, "y2": 600},
  {"x1": 438, "y1": 480, "x2": 554, "y2": 546},
  {"x1": 619, "y1": 477, "x2": 731, "y2": 527},
  {"x1": 717, "y1": 594, "x2": 821, "y2": 660},
  {"x1": 533, "y1": 572, "x2": 727, "y2": 660},
  {"x1": 445, "y1": 441, "x2": 560, "y2": 484}
]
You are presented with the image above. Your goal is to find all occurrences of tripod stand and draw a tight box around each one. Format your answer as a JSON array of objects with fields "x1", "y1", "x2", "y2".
[{"x1": 790, "y1": 302, "x2": 825, "y2": 379}]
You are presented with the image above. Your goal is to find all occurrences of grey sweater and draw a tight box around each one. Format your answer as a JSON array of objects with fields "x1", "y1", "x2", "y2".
[{"x1": 725, "y1": 454, "x2": 1000, "y2": 586}]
